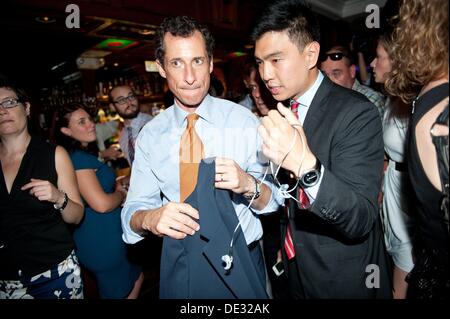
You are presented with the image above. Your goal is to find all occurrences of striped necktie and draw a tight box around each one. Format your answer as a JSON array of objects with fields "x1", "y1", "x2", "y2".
[
  {"x1": 283, "y1": 100, "x2": 310, "y2": 259},
  {"x1": 126, "y1": 126, "x2": 135, "y2": 165}
]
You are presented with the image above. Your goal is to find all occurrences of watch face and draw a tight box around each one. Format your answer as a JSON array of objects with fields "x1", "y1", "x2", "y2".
[{"x1": 302, "y1": 170, "x2": 319, "y2": 187}]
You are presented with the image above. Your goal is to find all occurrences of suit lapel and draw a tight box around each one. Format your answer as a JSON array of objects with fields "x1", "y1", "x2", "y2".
[
  {"x1": 303, "y1": 76, "x2": 333, "y2": 137},
  {"x1": 195, "y1": 159, "x2": 267, "y2": 298}
]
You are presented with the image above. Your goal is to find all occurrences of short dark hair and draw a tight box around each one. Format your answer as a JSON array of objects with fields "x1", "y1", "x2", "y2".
[
  {"x1": 155, "y1": 16, "x2": 215, "y2": 65},
  {"x1": 0, "y1": 75, "x2": 30, "y2": 104},
  {"x1": 251, "y1": 0, "x2": 320, "y2": 51}
]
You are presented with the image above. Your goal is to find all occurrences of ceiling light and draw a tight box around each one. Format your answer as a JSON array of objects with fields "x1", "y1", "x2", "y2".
[
  {"x1": 81, "y1": 50, "x2": 111, "y2": 58},
  {"x1": 137, "y1": 29, "x2": 155, "y2": 35},
  {"x1": 35, "y1": 16, "x2": 56, "y2": 24},
  {"x1": 95, "y1": 38, "x2": 139, "y2": 50},
  {"x1": 51, "y1": 61, "x2": 67, "y2": 71},
  {"x1": 227, "y1": 51, "x2": 246, "y2": 58}
]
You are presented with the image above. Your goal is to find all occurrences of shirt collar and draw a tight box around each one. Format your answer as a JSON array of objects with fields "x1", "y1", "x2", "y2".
[
  {"x1": 292, "y1": 71, "x2": 324, "y2": 107},
  {"x1": 173, "y1": 94, "x2": 215, "y2": 127},
  {"x1": 125, "y1": 112, "x2": 144, "y2": 130},
  {"x1": 352, "y1": 78, "x2": 362, "y2": 90}
]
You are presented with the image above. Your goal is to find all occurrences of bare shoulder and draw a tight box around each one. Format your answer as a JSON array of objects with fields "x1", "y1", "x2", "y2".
[
  {"x1": 418, "y1": 96, "x2": 449, "y2": 131},
  {"x1": 54, "y1": 145, "x2": 73, "y2": 168},
  {"x1": 416, "y1": 97, "x2": 449, "y2": 191},
  {"x1": 55, "y1": 145, "x2": 70, "y2": 159}
]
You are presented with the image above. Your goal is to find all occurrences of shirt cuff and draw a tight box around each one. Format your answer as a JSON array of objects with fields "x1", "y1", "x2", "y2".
[
  {"x1": 121, "y1": 204, "x2": 148, "y2": 244},
  {"x1": 252, "y1": 179, "x2": 285, "y2": 214}
]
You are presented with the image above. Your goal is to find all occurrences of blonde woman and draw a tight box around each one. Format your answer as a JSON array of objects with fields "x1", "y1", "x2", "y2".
[{"x1": 371, "y1": 33, "x2": 415, "y2": 299}]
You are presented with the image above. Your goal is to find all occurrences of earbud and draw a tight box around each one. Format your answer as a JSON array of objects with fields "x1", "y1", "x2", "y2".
[
  {"x1": 277, "y1": 183, "x2": 300, "y2": 204},
  {"x1": 278, "y1": 184, "x2": 290, "y2": 198},
  {"x1": 222, "y1": 254, "x2": 233, "y2": 270},
  {"x1": 220, "y1": 165, "x2": 271, "y2": 273}
]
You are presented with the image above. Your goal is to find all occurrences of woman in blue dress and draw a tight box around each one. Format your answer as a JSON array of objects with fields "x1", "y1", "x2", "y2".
[{"x1": 56, "y1": 103, "x2": 143, "y2": 299}]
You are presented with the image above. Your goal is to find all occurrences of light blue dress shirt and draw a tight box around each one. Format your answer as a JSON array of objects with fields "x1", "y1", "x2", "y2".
[{"x1": 121, "y1": 94, "x2": 284, "y2": 245}]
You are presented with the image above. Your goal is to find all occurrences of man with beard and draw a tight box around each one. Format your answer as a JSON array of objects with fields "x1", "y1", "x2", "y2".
[{"x1": 109, "y1": 85, "x2": 153, "y2": 166}]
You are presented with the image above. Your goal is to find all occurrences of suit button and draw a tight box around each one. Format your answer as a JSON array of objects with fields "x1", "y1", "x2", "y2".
[
  {"x1": 0, "y1": 243, "x2": 4, "y2": 249},
  {"x1": 18, "y1": 269, "x2": 23, "y2": 277}
]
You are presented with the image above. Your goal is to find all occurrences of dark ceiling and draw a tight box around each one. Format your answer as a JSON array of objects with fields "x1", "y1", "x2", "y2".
[
  {"x1": 0, "y1": 0, "x2": 392, "y2": 98},
  {"x1": 0, "y1": 0, "x2": 269, "y2": 92}
]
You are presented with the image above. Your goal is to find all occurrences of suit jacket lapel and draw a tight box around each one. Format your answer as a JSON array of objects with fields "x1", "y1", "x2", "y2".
[
  {"x1": 194, "y1": 159, "x2": 267, "y2": 298},
  {"x1": 303, "y1": 76, "x2": 333, "y2": 137}
]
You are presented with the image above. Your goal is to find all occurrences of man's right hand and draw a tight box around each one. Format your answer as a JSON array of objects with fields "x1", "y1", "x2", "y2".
[{"x1": 132, "y1": 202, "x2": 200, "y2": 240}]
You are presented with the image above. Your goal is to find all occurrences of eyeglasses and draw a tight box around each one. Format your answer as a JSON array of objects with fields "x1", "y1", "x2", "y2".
[
  {"x1": 113, "y1": 94, "x2": 137, "y2": 105},
  {"x1": 0, "y1": 98, "x2": 22, "y2": 109},
  {"x1": 319, "y1": 52, "x2": 348, "y2": 62}
]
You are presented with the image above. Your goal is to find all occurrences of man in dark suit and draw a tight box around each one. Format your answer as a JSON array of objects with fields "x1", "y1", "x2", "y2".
[{"x1": 253, "y1": 0, "x2": 392, "y2": 298}]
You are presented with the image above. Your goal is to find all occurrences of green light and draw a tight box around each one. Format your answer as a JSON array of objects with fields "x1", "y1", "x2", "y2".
[
  {"x1": 95, "y1": 39, "x2": 139, "y2": 50},
  {"x1": 227, "y1": 51, "x2": 247, "y2": 58}
]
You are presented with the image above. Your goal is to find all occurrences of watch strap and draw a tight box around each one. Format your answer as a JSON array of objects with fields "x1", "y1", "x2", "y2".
[
  {"x1": 244, "y1": 175, "x2": 261, "y2": 200},
  {"x1": 54, "y1": 191, "x2": 69, "y2": 212}
]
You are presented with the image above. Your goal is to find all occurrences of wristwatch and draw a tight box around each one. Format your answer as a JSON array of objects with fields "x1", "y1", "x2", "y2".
[
  {"x1": 298, "y1": 157, "x2": 321, "y2": 188},
  {"x1": 54, "y1": 191, "x2": 69, "y2": 212},
  {"x1": 244, "y1": 175, "x2": 261, "y2": 200}
]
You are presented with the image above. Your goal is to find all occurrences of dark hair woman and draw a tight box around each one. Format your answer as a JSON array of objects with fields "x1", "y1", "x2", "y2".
[
  {"x1": 56, "y1": 103, "x2": 143, "y2": 299},
  {"x1": 0, "y1": 80, "x2": 84, "y2": 299}
]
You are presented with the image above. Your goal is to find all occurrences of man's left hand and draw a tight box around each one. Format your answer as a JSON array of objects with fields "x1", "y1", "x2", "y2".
[{"x1": 215, "y1": 157, "x2": 254, "y2": 195}]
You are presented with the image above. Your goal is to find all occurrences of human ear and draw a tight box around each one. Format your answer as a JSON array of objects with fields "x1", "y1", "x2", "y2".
[
  {"x1": 60, "y1": 127, "x2": 72, "y2": 137},
  {"x1": 156, "y1": 60, "x2": 167, "y2": 79},
  {"x1": 305, "y1": 41, "x2": 320, "y2": 69}
]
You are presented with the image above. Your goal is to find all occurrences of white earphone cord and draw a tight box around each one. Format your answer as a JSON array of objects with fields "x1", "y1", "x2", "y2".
[{"x1": 222, "y1": 126, "x2": 304, "y2": 270}]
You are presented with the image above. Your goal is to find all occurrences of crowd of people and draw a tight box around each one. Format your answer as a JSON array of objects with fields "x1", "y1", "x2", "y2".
[{"x1": 0, "y1": 0, "x2": 448, "y2": 300}]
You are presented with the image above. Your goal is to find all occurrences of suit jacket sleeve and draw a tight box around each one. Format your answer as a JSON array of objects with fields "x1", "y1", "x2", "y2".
[{"x1": 309, "y1": 101, "x2": 384, "y2": 240}]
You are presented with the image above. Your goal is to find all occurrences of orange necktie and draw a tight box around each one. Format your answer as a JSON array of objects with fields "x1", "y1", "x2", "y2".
[{"x1": 179, "y1": 113, "x2": 204, "y2": 202}]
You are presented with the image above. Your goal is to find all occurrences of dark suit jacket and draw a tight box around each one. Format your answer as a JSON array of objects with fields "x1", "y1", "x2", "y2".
[
  {"x1": 285, "y1": 76, "x2": 392, "y2": 298},
  {"x1": 159, "y1": 159, "x2": 268, "y2": 299}
]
